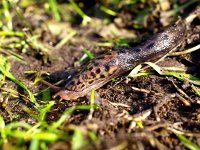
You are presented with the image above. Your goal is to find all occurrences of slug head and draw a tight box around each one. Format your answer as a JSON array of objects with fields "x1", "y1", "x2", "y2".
[{"x1": 53, "y1": 90, "x2": 79, "y2": 100}]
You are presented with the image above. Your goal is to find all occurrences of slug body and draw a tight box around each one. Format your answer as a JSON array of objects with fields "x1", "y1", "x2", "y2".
[{"x1": 44, "y1": 20, "x2": 186, "y2": 100}]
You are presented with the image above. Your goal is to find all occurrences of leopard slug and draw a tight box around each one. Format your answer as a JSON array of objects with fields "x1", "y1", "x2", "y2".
[{"x1": 41, "y1": 20, "x2": 186, "y2": 100}]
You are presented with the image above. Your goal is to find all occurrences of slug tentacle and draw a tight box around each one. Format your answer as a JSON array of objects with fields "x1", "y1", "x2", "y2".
[
  {"x1": 41, "y1": 20, "x2": 187, "y2": 100},
  {"x1": 40, "y1": 79, "x2": 61, "y2": 92}
]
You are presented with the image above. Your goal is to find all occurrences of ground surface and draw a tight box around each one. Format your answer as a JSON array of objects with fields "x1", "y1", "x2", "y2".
[{"x1": 0, "y1": 1, "x2": 200, "y2": 150}]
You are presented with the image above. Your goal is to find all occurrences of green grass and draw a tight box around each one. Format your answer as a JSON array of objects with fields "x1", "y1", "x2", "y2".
[
  {"x1": 47, "y1": 0, "x2": 61, "y2": 22},
  {"x1": 0, "y1": 0, "x2": 200, "y2": 149},
  {"x1": 0, "y1": 105, "x2": 97, "y2": 149},
  {"x1": 0, "y1": 1, "x2": 99, "y2": 148},
  {"x1": 2, "y1": 0, "x2": 13, "y2": 30},
  {"x1": 0, "y1": 55, "x2": 39, "y2": 108},
  {"x1": 176, "y1": 134, "x2": 200, "y2": 150},
  {"x1": 74, "y1": 49, "x2": 94, "y2": 66}
]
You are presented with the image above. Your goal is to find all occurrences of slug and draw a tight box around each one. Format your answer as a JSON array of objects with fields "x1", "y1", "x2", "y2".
[{"x1": 40, "y1": 20, "x2": 186, "y2": 100}]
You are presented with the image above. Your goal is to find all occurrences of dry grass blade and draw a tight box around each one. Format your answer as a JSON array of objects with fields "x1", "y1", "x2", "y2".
[
  {"x1": 129, "y1": 62, "x2": 200, "y2": 86},
  {"x1": 168, "y1": 44, "x2": 200, "y2": 56}
]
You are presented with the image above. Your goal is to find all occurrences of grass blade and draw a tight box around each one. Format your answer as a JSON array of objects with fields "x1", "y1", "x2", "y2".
[
  {"x1": 176, "y1": 134, "x2": 200, "y2": 150},
  {"x1": 55, "y1": 30, "x2": 77, "y2": 49},
  {"x1": 50, "y1": 105, "x2": 96, "y2": 130},
  {"x1": 168, "y1": 44, "x2": 200, "y2": 56},
  {"x1": 48, "y1": 0, "x2": 61, "y2": 21},
  {"x1": 0, "y1": 55, "x2": 39, "y2": 108},
  {"x1": 0, "y1": 116, "x2": 6, "y2": 141},
  {"x1": 0, "y1": 31, "x2": 24, "y2": 37},
  {"x1": 2, "y1": 0, "x2": 13, "y2": 30},
  {"x1": 69, "y1": 0, "x2": 91, "y2": 26},
  {"x1": 100, "y1": 6, "x2": 117, "y2": 16},
  {"x1": 83, "y1": 49, "x2": 94, "y2": 59},
  {"x1": 72, "y1": 128, "x2": 87, "y2": 150},
  {"x1": 191, "y1": 85, "x2": 200, "y2": 97}
]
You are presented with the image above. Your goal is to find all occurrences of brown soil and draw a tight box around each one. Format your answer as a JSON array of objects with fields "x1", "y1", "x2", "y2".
[{"x1": 1, "y1": 2, "x2": 200, "y2": 150}]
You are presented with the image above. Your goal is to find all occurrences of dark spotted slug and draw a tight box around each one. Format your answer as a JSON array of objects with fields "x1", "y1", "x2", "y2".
[{"x1": 41, "y1": 20, "x2": 186, "y2": 100}]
